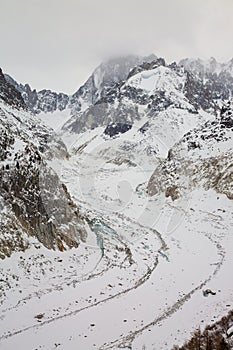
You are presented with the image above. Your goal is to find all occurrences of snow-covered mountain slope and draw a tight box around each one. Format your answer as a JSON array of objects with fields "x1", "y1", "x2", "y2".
[
  {"x1": 5, "y1": 54, "x2": 157, "y2": 117},
  {"x1": 61, "y1": 58, "x2": 217, "y2": 167},
  {"x1": 179, "y1": 57, "x2": 233, "y2": 78},
  {"x1": 4, "y1": 55, "x2": 232, "y2": 138},
  {"x1": 5, "y1": 74, "x2": 70, "y2": 114},
  {"x1": 62, "y1": 56, "x2": 232, "y2": 136},
  {"x1": 62, "y1": 60, "x2": 190, "y2": 134},
  {"x1": 5, "y1": 55, "x2": 233, "y2": 138},
  {"x1": 126, "y1": 65, "x2": 185, "y2": 96},
  {"x1": 148, "y1": 100, "x2": 233, "y2": 200},
  {"x1": 0, "y1": 71, "x2": 87, "y2": 258},
  {"x1": 0, "y1": 56, "x2": 232, "y2": 350},
  {"x1": 69, "y1": 54, "x2": 158, "y2": 114},
  {"x1": 179, "y1": 57, "x2": 233, "y2": 107},
  {"x1": 61, "y1": 106, "x2": 212, "y2": 176}
]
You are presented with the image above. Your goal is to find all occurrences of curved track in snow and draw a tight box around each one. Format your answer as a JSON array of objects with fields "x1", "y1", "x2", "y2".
[{"x1": 0, "y1": 155, "x2": 232, "y2": 350}]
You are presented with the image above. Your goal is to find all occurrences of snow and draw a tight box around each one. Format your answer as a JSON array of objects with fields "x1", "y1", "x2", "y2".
[
  {"x1": 1, "y1": 131, "x2": 232, "y2": 349},
  {"x1": 1, "y1": 62, "x2": 233, "y2": 350},
  {"x1": 38, "y1": 109, "x2": 71, "y2": 132},
  {"x1": 126, "y1": 66, "x2": 185, "y2": 96},
  {"x1": 123, "y1": 65, "x2": 196, "y2": 114},
  {"x1": 227, "y1": 325, "x2": 233, "y2": 337}
]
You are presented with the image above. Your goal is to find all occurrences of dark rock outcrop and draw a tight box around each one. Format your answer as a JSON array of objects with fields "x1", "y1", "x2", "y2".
[
  {"x1": 5, "y1": 74, "x2": 69, "y2": 114},
  {"x1": 104, "y1": 123, "x2": 132, "y2": 137},
  {"x1": 0, "y1": 91, "x2": 87, "y2": 258},
  {"x1": 0, "y1": 68, "x2": 27, "y2": 109}
]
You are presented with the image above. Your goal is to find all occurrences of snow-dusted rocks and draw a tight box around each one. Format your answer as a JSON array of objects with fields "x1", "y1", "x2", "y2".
[
  {"x1": 0, "y1": 68, "x2": 26, "y2": 109},
  {"x1": 0, "y1": 71, "x2": 87, "y2": 258},
  {"x1": 180, "y1": 57, "x2": 233, "y2": 110},
  {"x1": 0, "y1": 102, "x2": 87, "y2": 258},
  {"x1": 148, "y1": 100, "x2": 233, "y2": 200},
  {"x1": 5, "y1": 74, "x2": 70, "y2": 114},
  {"x1": 62, "y1": 56, "x2": 233, "y2": 136},
  {"x1": 62, "y1": 58, "x2": 194, "y2": 134},
  {"x1": 5, "y1": 54, "x2": 157, "y2": 117}
]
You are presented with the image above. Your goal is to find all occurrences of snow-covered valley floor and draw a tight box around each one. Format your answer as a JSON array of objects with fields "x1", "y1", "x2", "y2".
[{"x1": 0, "y1": 149, "x2": 232, "y2": 350}]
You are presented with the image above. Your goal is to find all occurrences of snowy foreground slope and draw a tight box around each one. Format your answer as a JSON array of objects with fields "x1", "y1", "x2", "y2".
[
  {"x1": 1, "y1": 155, "x2": 232, "y2": 350},
  {"x1": 0, "y1": 57, "x2": 233, "y2": 350}
]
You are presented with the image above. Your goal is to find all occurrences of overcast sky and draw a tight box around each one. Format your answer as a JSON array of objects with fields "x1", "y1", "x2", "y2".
[{"x1": 0, "y1": 0, "x2": 232, "y2": 94}]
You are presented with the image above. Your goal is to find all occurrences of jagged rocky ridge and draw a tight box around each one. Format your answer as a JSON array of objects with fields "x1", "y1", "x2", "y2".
[
  {"x1": 0, "y1": 71, "x2": 87, "y2": 258},
  {"x1": 0, "y1": 68, "x2": 27, "y2": 110},
  {"x1": 62, "y1": 57, "x2": 233, "y2": 134},
  {"x1": 180, "y1": 57, "x2": 233, "y2": 110},
  {"x1": 5, "y1": 54, "x2": 157, "y2": 116},
  {"x1": 62, "y1": 59, "x2": 196, "y2": 133},
  {"x1": 5, "y1": 55, "x2": 233, "y2": 137},
  {"x1": 60, "y1": 59, "x2": 216, "y2": 168},
  {"x1": 5, "y1": 74, "x2": 70, "y2": 114},
  {"x1": 5, "y1": 56, "x2": 233, "y2": 123}
]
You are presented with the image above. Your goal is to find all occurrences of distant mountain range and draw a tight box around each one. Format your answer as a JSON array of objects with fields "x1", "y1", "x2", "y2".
[{"x1": 1, "y1": 54, "x2": 233, "y2": 258}]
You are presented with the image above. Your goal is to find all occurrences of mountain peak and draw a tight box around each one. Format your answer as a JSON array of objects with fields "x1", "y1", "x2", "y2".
[{"x1": 0, "y1": 67, "x2": 27, "y2": 109}]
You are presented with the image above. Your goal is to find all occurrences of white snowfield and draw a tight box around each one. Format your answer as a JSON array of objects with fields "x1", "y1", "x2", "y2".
[
  {"x1": 0, "y1": 120, "x2": 232, "y2": 350},
  {"x1": 126, "y1": 66, "x2": 185, "y2": 96},
  {"x1": 38, "y1": 109, "x2": 72, "y2": 132}
]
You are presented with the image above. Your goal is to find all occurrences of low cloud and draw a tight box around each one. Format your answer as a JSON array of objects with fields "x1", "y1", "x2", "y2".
[{"x1": 0, "y1": 0, "x2": 232, "y2": 93}]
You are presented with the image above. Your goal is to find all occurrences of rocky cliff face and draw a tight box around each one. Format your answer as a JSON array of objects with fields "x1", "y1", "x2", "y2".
[
  {"x1": 180, "y1": 57, "x2": 233, "y2": 111},
  {"x1": 0, "y1": 70, "x2": 87, "y2": 258},
  {"x1": 147, "y1": 100, "x2": 233, "y2": 200},
  {"x1": 5, "y1": 56, "x2": 233, "y2": 126},
  {"x1": 62, "y1": 57, "x2": 233, "y2": 135},
  {"x1": 5, "y1": 54, "x2": 157, "y2": 117},
  {"x1": 69, "y1": 54, "x2": 157, "y2": 112},
  {"x1": 0, "y1": 68, "x2": 27, "y2": 109},
  {"x1": 4, "y1": 74, "x2": 69, "y2": 114},
  {"x1": 62, "y1": 58, "x2": 192, "y2": 133}
]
